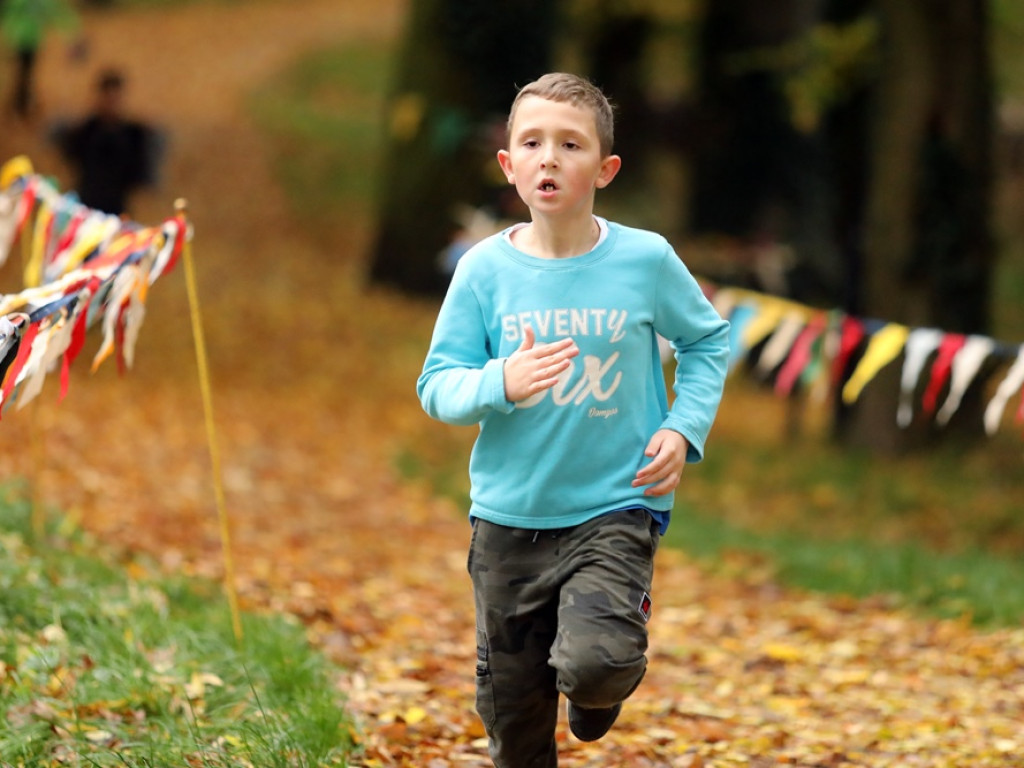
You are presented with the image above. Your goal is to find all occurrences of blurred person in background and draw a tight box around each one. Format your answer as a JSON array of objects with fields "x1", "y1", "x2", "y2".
[
  {"x1": 52, "y1": 67, "x2": 163, "y2": 215},
  {"x1": 1, "y1": 0, "x2": 79, "y2": 119}
]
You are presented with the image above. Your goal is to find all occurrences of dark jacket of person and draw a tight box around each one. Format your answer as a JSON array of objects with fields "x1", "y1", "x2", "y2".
[{"x1": 58, "y1": 115, "x2": 155, "y2": 215}]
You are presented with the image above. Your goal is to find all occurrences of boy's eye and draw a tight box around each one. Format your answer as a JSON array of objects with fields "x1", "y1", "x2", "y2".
[
  {"x1": 564, "y1": 142, "x2": 579, "y2": 150},
  {"x1": 523, "y1": 140, "x2": 540, "y2": 148}
]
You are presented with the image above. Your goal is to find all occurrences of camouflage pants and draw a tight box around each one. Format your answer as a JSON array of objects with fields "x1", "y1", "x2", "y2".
[{"x1": 468, "y1": 508, "x2": 660, "y2": 768}]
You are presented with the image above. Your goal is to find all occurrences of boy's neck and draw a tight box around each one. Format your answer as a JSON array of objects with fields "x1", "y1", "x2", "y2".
[{"x1": 511, "y1": 213, "x2": 601, "y2": 260}]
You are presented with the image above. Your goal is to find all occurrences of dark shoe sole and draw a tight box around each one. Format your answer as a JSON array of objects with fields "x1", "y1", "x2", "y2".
[{"x1": 567, "y1": 700, "x2": 622, "y2": 742}]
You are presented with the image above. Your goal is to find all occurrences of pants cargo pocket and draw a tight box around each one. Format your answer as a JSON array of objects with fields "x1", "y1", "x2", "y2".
[{"x1": 475, "y1": 627, "x2": 497, "y2": 730}]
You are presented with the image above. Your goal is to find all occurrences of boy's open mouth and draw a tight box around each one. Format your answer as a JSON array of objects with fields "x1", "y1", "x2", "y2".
[{"x1": 540, "y1": 181, "x2": 557, "y2": 191}]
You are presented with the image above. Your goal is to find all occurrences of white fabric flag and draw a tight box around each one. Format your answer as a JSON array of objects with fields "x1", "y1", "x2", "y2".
[{"x1": 983, "y1": 345, "x2": 1024, "y2": 435}]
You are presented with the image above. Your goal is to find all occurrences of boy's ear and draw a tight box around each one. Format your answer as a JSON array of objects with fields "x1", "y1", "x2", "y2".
[
  {"x1": 497, "y1": 149, "x2": 515, "y2": 184},
  {"x1": 596, "y1": 154, "x2": 622, "y2": 189}
]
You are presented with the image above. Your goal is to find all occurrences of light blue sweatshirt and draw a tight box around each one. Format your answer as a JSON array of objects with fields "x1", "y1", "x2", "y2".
[{"x1": 417, "y1": 220, "x2": 730, "y2": 532}]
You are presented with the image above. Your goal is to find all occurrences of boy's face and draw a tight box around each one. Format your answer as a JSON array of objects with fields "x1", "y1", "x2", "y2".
[{"x1": 498, "y1": 96, "x2": 620, "y2": 219}]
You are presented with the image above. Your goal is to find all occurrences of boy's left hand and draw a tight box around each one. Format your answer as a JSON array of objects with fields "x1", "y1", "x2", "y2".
[{"x1": 633, "y1": 429, "x2": 688, "y2": 496}]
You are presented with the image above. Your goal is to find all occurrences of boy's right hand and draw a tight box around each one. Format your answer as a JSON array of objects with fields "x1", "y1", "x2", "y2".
[{"x1": 503, "y1": 326, "x2": 579, "y2": 402}]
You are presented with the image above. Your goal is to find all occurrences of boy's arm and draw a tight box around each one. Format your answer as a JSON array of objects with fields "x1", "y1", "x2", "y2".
[
  {"x1": 417, "y1": 276, "x2": 510, "y2": 426},
  {"x1": 418, "y1": 246, "x2": 582, "y2": 424},
  {"x1": 655, "y1": 249, "x2": 731, "y2": 463},
  {"x1": 503, "y1": 326, "x2": 578, "y2": 402},
  {"x1": 633, "y1": 428, "x2": 689, "y2": 496},
  {"x1": 419, "y1": 254, "x2": 551, "y2": 425},
  {"x1": 418, "y1": 292, "x2": 580, "y2": 424}
]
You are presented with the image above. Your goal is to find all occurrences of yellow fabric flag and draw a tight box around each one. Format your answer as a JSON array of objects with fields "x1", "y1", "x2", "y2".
[
  {"x1": 24, "y1": 198, "x2": 52, "y2": 288},
  {"x1": 0, "y1": 154, "x2": 33, "y2": 188},
  {"x1": 841, "y1": 323, "x2": 910, "y2": 404},
  {"x1": 741, "y1": 298, "x2": 787, "y2": 349}
]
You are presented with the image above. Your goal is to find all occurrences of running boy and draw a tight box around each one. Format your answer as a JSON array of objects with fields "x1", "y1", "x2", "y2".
[{"x1": 417, "y1": 72, "x2": 730, "y2": 767}]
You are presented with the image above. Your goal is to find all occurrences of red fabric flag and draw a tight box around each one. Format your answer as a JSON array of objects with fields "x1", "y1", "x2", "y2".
[
  {"x1": 0, "y1": 321, "x2": 40, "y2": 413},
  {"x1": 921, "y1": 333, "x2": 967, "y2": 417},
  {"x1": 830, "y1": 316, "x2": 866, "y2": 389},
  {"x1": 59, "y1": 279, "x2": 99, "y2": 401},
  {"x1": 776, "y1": 313, "x2": 826, "y2": 396}
]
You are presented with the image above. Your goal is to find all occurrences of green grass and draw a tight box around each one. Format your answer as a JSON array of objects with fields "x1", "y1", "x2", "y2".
[
  {"x1": 0, "y1": 486, "x2": 354, "y2": 767},
  {"x1": 682, "y1": 408, "x2": 1024, "y2": 554},
  {"x1": 664, "y1": 507, "x2": 1024, "y2": 627}
]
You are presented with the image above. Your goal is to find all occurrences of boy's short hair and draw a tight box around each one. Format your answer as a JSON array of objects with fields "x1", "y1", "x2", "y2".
[{"x1": 507, "y1": 72, "x2": 615, "y2": 157}]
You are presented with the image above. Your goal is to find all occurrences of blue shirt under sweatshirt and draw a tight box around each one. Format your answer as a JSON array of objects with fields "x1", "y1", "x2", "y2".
[{"x1": 417, "y1": 219, "x2": 730, "y2": 534}]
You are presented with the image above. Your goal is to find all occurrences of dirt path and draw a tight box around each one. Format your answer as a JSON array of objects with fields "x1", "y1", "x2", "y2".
[{"x1": 1, "y1": 2, "x2": 1022, "y2": 766}]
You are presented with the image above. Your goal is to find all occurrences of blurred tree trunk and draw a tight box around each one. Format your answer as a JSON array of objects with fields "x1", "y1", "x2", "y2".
[
  {"x1": 820, "y1": 0, "x2": 874, "y2": 318},
  {"x1": 368, "y1": 0, "x2": 557, "y2": 296},
  {"x1": 837, "y1": 0, "x2": 994, "y2": 450},
  {"x1": 689, "y1": 0, "x2": 839, "y2": 301},
  {"x1": 579, "y1": 6, "x2": 654, "y2": 190}
]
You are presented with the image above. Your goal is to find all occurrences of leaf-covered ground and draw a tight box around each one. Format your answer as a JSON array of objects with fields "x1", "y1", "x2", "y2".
[{"x1": 1, "y1": 1, "x2": 1022, "y2": 765}]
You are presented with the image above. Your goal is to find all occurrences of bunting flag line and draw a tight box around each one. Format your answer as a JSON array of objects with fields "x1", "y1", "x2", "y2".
[
  {"x1": 700, "y1": 282, "x2": 1024, "y2": 438},
  {"x1": 440, "y1": 204, "x2": 1024, "y2": 440},
  {"x1": 1, "y1": 156, "x2": 242, "y2": 641},
  {"x1": 0, "y1": 156, "x2": 189, "y2": 417}
]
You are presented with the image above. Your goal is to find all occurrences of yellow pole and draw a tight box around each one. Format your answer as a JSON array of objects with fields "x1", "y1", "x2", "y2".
[{"x1": 176, "y1": 199, "x2": 243, "y2": 643}]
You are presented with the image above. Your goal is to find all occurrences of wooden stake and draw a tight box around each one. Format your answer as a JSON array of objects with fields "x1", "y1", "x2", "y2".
[{"x1": 177, "y1": 198, "x2": 243, "y2": 643}]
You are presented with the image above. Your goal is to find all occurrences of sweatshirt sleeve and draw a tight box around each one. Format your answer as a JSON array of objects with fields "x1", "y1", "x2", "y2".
[
  {"x1": 654, "y1": 247, "x2": 731, "y2": 462},
  {"x1": 417, "y1": 260, "x2": 516, "y2": 426}
]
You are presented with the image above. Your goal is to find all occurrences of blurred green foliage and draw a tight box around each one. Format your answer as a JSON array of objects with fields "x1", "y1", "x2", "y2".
[
  {"x1": 993, "y1": 0, "x2": 1024, "y2": 98},
  {"x1": 726, "y1": 17, "x2": 880, "y2": 134},
  {"x1": 249, "y1": 44, "x2": 394, "y2": 223}
]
